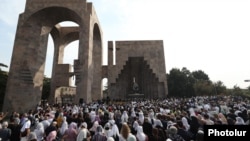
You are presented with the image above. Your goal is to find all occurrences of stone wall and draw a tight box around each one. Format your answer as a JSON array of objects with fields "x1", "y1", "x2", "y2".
[{"x1": 107, "y1": 40, "x2": 168, "y2": 99}]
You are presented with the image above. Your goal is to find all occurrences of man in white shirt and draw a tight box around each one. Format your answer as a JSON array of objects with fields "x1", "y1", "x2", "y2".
[{"x1": 20, "y1": 113, "x2": 31, "y2": 141}]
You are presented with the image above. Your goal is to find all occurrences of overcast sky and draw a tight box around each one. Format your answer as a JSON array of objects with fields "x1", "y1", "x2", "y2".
[{"x1": 1, "y1": 0, "x2": 250, "y2": 89}]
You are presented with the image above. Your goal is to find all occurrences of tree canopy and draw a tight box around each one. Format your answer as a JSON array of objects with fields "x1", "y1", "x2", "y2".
[{"x1": 167, "y1": 67, "x2": 227, "y2": 97}]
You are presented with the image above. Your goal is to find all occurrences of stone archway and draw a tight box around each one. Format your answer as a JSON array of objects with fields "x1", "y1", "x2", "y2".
[{"x1": 3, "y1": 0, "x2": 103, "y2": 113}]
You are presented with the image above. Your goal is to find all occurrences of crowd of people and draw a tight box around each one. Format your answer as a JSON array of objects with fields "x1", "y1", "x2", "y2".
[{"x1": 0, "y1": 95, "x2": 250, "y2": 141}]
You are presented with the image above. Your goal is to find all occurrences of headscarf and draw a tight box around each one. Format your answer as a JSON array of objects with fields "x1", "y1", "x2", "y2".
[
  {"x1": 107, "y1": 137, "x2": 115, "y2": 141},
  {"x1": 138, "y1": 111, "x2": 144, "y2": 124},
  {"x1": 149, "y1": 110, "x2": 155, "y2": 119},
  {"x1": 136, "y1": 126, "x2": 146, "y2": 141},
  {"x1": 121, "y1": 111, "x2": 129, "y2": 123},
  {"x1": 64, "y1": 122, "x2": 77, "y2": 141},
  {"x1": 132, "y1": 121, "x2": 139, "y2": 131},
  {"x1": 76, "y1": 122, "x2": 89, "y2": 141},
  {"x1": 56, "y1": 112, "x2": 64, "y2": 127},
  {"x1": 96, "y1": 125, "x2": 103, "y2": 134},
  {"x1": 104, "y1": 122, "x2": 113, "y2": 138},
  {"x1": 218, "y1": 113, "x2": 228, "y2": 124},
  {"x1": 153, "y1": 119, "x2": 163, "y2": 128},
  {"x1": 181, "y1": 116, "x2": 190, "y2": 131},
  {"x1": 70, "y1": 122, "x2": 77, "y2": 129},
  {"x1": 89, "y1": 121, "x2": 99, "y2": 132},
  {"x1": 109, "y1": 120, "x2": 120, "y2": 137},
  {"x1": 34, "y1": 123, "x2": 44, "y2": 141},
  {"x1": 130, "y1": 108, "x2": 136, "y2": 118},
  {"x1": 59, "y1": 116, "x2": 68, "y2": 135},
  {"x1": 235, "y1": 117, "x2": 245, "y2": 125},
  {"x1": 90, "y1": 110, "x2": 96, "y2": 123},
  {"x1": 82, "y1": 122, "x2": 88, "y2": 129}
]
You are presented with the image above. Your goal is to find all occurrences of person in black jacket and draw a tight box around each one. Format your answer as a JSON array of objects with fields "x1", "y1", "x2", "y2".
[
  {"x1": 176, "y1": 120, "x2": 193, "y2": 141},
  {"x1": 142, "y1": 118, "x2": 153, "y2": 141},
  {"x1": 0, "y1": 121, "x2": 12, "y2": 141},
  {"x1": 8, "y1": 118, "x2": 21, "y2": 141}
]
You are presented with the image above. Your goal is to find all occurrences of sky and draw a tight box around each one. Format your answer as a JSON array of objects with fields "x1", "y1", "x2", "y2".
[{"x1": 1, "y1": 0, "x2": 250, "y2": 89}]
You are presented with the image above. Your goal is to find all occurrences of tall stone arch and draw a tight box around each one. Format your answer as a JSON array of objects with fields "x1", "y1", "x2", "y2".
[{"x1": 3, "y1": 0, "x2": 103, "y2": 113}]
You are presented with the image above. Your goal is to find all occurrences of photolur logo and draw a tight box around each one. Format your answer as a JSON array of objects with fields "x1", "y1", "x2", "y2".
[{"x1": 208, "y1": 129, "x2": 247, "y2": 136}]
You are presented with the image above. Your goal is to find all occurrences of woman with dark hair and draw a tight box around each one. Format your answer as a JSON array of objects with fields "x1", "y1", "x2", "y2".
[
  {"x1": 195, "y1": 129, "x2": 204, "y2": 141},
  {"x1": 9, "y1": 118, "x2": 21, "y2": 141},
  {"x1": 189, "y1": 115, "x2": 201, "y2": 139},
  {"x1": 176, "y1": 120, "x2": 193, "y2": 141},
  {"x1": 45, "y1": 121, "x2": 57, "y2": 141},
  {"x1": 151, "y1": 128, "x2": 164, "y2": 141},
  {"x1": 142, "y1": 118, "x2": 153, "y2": 140}
]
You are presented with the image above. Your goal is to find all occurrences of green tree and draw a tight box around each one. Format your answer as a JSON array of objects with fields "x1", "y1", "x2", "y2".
[
  {"x1": 42, "y1": 76, "x2": 51, "y2": 100},
  {"x1": 247, "y1": 86, "x2": 250, "y2": 92},
  {"x1": 192, "y1": 70, "x2": 209, "y2": 81},
  {"x1": 0, "y1": 70, "x2": 8, "y2": 110},
  {"x1": 191, "y1": 70, "x2": 211, "y2": 96},
  {"x1": 167, "y1": 67, "x2": 195, "y2": 97},
  {"x1": 232, "y1": 85, "x2": 243, "y2": 96},
  {"x1": 0, "y1": 63, "x2": 8, "y2": 69},
  {"x1": 245, "y1": 86, "x2": 250, "y2": 96},
  {"x1": 167, "y1": 67, "x2": 228, "y2": 97},
  {"x1": 193, "y1": 80, "x2": 214, "y2": 96},
  {"x1": 214, "y1": 81, "x2": 227, "y2": 95},
  {"x1": 167, "y1": 68, "x2": 186, "y2": 97}
]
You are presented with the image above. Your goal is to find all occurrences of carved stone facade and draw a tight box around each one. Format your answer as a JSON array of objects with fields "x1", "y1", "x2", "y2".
[
  {"x1": 3, "y1": 0, "x2": 168, "y2": 113},
  {"x1": 107, "y1": 41, "x2": 168, "y2": 100}
]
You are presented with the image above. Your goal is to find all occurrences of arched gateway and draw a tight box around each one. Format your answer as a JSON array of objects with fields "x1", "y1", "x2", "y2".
[
  {"x1": 3, "y1": 0, "x2": 168, "y2": 113},
  {"x1": 3, "y1": 0, "x2": 103, "y2": 113}
]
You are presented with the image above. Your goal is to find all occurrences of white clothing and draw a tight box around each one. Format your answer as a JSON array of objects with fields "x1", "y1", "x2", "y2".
[
  {"x1": 109, "y1": 120, "x2": 119, "y2": 137},
  {"x1": 153, "y1": 119, "x2": 163, "y2": 128},
  {"x1": 20, "y1": 137, "x2": 28, "y2": 141},
  {"x1": 109, "y1": 112, "x2": 114, "y2": 119},
  {"x1": 104, "y1": 122, "x2": 113, "y2": 138},
  {"x1": 34, "y1": 123, "x2": 44, "y2": 141},
  {"x1": 76, "y1": 128, "x2": 88, "y2": 141},
  {"x1": 138, "y1": 112, "x2": 144, "y2": 124},
  {"x1": 235, "y1": 117, "x2": 245, "y2": 125},
  {"x1": 181, "y1": 117, "x2": 190, "y2": 131},
  {"x1": 119, "y1": 133, "x2": 136, "y2": 141},
  {"x1": 121, "y1": 111, "x2": 129, "y2": 123},
  {"x1": 20, "y1": 119, "x2": 31, "y2": 132},
  {"x1": 41, "y1": 120, "x2": 50, "y2": 130},
  {"x1": 59, "y1": 116, "x2": 68, "y2": 135},
  {"x1": 132, "y1": 121, "x2": 139, "y2": 131},
  {"x1": 136, "y1": 126, "x2": 146, "y2": 141}
]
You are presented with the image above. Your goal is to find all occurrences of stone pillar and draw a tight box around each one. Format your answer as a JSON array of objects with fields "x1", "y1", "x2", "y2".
[
  {"x1": 91, "y1": 34, "x2": 102, "y2": 101},
  {"x1": 3, "y1": 19, "x2": 47, "y2": 113}
]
